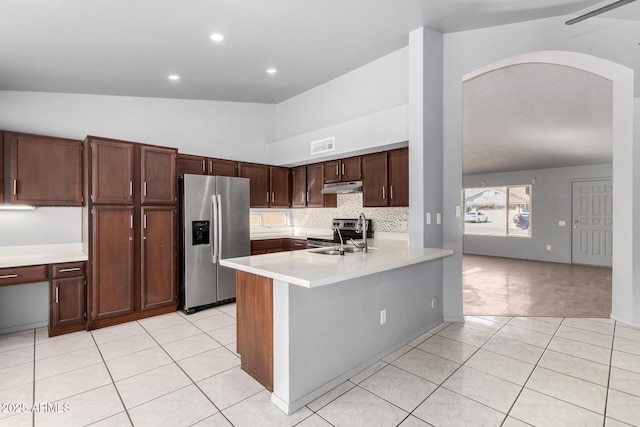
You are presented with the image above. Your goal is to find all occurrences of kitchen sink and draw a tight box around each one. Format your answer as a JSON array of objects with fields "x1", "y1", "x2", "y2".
[{"x1": 310, "y1": 246, "x2": 367, "y2": 255}]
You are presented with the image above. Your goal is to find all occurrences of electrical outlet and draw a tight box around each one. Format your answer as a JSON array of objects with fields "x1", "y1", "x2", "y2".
[
  {"x1": 431, "y1": 297, "x2": 439, "y2": 309},
  {"x1": 546, "y1": 244, "x2": 551, "y2": 251},
  {"x1": 380, "y1": 309, "x2": 386, "y2": 325}
]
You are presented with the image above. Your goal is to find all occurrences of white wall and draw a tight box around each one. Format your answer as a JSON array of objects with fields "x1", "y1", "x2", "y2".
[
  {"x1": 0, "y1": 90, "x2": 276, "y2": 162},
  {"x1": 463, "y1": 164, "x2": 613, "y2": 263},
  {"x1": 268, "y1": 48, "x2": 409, "y2": 166},
  {"x1": 442, "y1": 17, "x2": 636, "y2": 323}
]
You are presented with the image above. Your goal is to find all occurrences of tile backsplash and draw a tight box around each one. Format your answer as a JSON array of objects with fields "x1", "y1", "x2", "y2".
[{"x1": 291, "y1": 193, "x2": 408, "y2": 233}]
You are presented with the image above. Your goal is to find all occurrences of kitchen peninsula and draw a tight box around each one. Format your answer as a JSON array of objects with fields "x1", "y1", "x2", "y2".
[{"x1": 220, "y1": 239, "x2": 453, "y2": 414}]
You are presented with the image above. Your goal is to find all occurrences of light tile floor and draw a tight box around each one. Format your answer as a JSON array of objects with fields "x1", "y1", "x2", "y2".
[{"x1": 2, "y1": 307, "x2": 640, "y2": 426}]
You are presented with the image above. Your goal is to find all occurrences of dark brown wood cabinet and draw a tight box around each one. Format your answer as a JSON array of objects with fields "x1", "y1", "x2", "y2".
[
  {"x1": 324, "y1": 156, "x2": 361, "y2": 184},
  {"x1": 140, "y1": 206, "x2": 177, "y2": 311},
  {"x1": 291, "y1": 166, "x2": 307, "y2": 207},
  {"x1": 0, "y1": 265, "x2": 47, "y2": 287},
  {"x1": 270, "y1": 166, "x2": 290, "y2": 208},
  {"x1": 90, "y1": 138, "x2": 134, "y2": 205},
  {"x1": 238, "y1": 163, "x2": 270, "y2": 208},
  {"x1": 91, "y1": 206, "x2": 135, "y2": 321},
  {"x1": 85, "y1": 136, "x2": 177, "y2": 331},
  {"x1": 250, "y1": 239, "x2": 285, "y2": 255},
  {"x1": 49, "y1": 261, "x2": 86, "y2": 337},
  {"x1": 4, "y1": 132, "x2": 83, "y2": 206},
  {"x1": 177, "y1": 154, "x2": 207, "y2": 176},
  {"x1": 140, "y1": 146, "x2": 177, "y2": 204},
  {"x1": 209, "y1": 158, "x2": 237, "y2": 177},
  {"x1": 284, "y1": 238, "x2": 307, "y2": 251},
  {"x1": 307, "y1": 163, "x2": 337, "y2": 208},
  {"x1": 362, "y1": 152, "x2": 389, "y2": 207},
  {"x1": 362, "y1": 148, "x2": 409, "y2": 207},
  {"x1": 388, "y1": 147, "x2": 409, "y2": 207}
]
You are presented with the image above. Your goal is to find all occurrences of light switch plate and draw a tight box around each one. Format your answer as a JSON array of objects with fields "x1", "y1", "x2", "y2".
[
  {"x1": 380, "y1": 309, "x2": 387, "y2": 325},
  {"x1": 559, "y1": 220, "x2": 566, "y2": 226},
  {"x1": 455, "y1": 206, "x2": 461, "y2": 217},
  {"x1": 426, "y1": 213, "x2": 431, "y2": 225},
  {"x1": 436, "y1": 213, "x2": 441, "y2": 225}
]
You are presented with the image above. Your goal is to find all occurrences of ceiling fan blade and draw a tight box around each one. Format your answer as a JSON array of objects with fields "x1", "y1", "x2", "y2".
[{"x1": 565, "y1": 0, "x2": 636, "y2": 25}]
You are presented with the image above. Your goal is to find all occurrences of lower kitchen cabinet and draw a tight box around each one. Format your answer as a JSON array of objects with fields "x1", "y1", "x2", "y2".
[
  {"x1": 140, "y1": 206, "x2": 177, "y2": 311},
  {"x1": 49, "y1": 261, "x2": 87, "y2": 337},
  {"x1": 251, "y1": 239, "x2": 284, "y2": 255},
  {"x1": 91, "y1": 206, "x2": 135, "y2": 321}
]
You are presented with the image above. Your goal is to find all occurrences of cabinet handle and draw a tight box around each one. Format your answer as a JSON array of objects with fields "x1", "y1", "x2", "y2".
[
  {"x1": 209, "y1": 160, "x2": 213, "y2": 174},
  {"x1": 143, "y1": 182, "x2": 147, "y2": 197},
  {"x1": 266, "y1": 192, "x2": 269, "y2": 203},
  {"x1": 143, "y1": 214, "x2": 147, "y2": 229},
  {"x1": 272, "y1": 192, "x2": 274, "y2": 203},
  {"x1": 13, "y1": 180, "x2": 17, "y2": 195},
  {"x1": 342, "y1": 163, "x2": 345, "y2": 176},
  {"x1": 382, "y1": 186, "x2": 385, "y2": 200},
  {"x1": 294, "y1": 243, "x2": 302, "y2": 247},
  {"x1": 55, "y1": 286, "x2": 59, "y2": 304},
  {"x1": 129, "y1": 181, "x2": 133, "y2": 197},
  {"x1": 390, "y1": 186, "x2": 393, "y2": 200},
  {"x1": 59, "y1": 267, "x2": 80, "y2": 273},
  {"x1": 202, "y1": 160, "x2": 206, "y2": 173},
  {"x1": 130, "y1": 215, "x2": 133, "y2": 229},
  {"x1": 336, "y1": 164, "x2": 339, "y2": 176},
  {"x1": 306, "y1": 191, "x2": 309, "y2": 202},
  {"x1": 0, "y1": 274, "x2": 18, "y2": 279}
]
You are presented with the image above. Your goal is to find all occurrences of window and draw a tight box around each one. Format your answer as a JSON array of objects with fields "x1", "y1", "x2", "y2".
[
  {"x1": 463, "y1": 185, "x2": 531, "y2": 237},
  {"x1": 250, "y1": 210, "x2": 291, "y2": 227}
]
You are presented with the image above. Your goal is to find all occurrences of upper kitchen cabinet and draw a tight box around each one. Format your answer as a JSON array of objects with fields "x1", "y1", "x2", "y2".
[
  {"x1": 291, "y1": 166, "x2": 307, "y2": 208},
  {"x1": 139, "y1": 145, "x2": 177, "y2": 205},
  {"x1": 238, "y1": 162, "x2": 270, "y2": 208},
  {"x1": 324, "y1": 156, "x2": 361, "y2": 184},
  {"x1": 362, "y1": 152, "x2": 388, "y2": 207},
  {"x1": 4, "y1": 132, "x2": 83, "y2": 206},
  {"x1": 208, "y1": 158, "x2": 238, "y2": 177},
  {"x1": 88, "y1": 137, "x2": 134, "y2": 205},
  {"x1": 269, "y1": 166, "x2": 290, "y2": 208},
  {"x1": 388, "y1": 147, "x2": 409, "y2": 207},
  {"x1": 362, "y1": 148, "x2": 409, "y2": 207},
  {"x1": 177, "y1": 154, "x2": 207, "y2": 176},
  {"x1": 307, "y1": 163, "x2": 337, "y2": 208}
]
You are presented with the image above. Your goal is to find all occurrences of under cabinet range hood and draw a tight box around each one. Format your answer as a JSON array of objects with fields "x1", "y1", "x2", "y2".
[{"x1": 321, "y1": 181, "x2": 363, "y2": 194}]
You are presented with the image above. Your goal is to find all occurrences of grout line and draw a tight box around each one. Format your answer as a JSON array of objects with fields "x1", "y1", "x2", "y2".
[{"x1": 89, "y1": 331, "x2": 135, "y2": 426}]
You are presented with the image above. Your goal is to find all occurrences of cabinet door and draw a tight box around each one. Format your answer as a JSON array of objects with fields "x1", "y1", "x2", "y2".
[
  {"x1": 50, "y1": 276, "x2": 85, "y2": 329},
  {"x1": 6, "y1": 132, "x2": 83, "y2": 206},
  {"x1": 91, "y1": 139, "x2": 134, "y2": 205},
  {"x1": 209, "y1": 158, "x2": 237, "y2": 177},
  {"x1": 340, "y1": 156, "x2": 361, "y2": 182},
  {"x1": 307, "y1": 163, "x2": 336, "y2": 208},
  {"x1": 362, "y1": 152, "x2": 388, "y2": 207},
  {"x1": 177, "y1": 154, "x2": 207, "y2": 176},
  {"x1": 388, "y1": 148, "x2": 409, "y2": 207},
  {"x1": 291, "y1": 166, "x2": 307, "y2": 207},
  {"x1": 270, "y1": 166, "x2": 290, "y2": 208},
  {"x1": 92, "y1": 206, "x2": 135, "y2": 320},
  {"x1": 238, "y1": 163, "x2": 270, "y2": 208},
  {"x1": 140, "y1": 145, "x2": 176, "y2": 205},
  {"x1": 141, "y1": 207, "x2": 177, "y2": 311},
  {"x1": 324, "y1": 160, "x2": 341, "y2": 184}
]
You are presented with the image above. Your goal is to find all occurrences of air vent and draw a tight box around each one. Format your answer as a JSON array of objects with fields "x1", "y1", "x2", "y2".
[{"x1": 310, "y1": 137, "x2": 335, "y2": 155}]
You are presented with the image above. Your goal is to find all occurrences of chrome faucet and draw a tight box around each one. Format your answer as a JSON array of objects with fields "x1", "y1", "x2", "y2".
[
  {"x1": 336, "y1": 227, "x2": 345, "y2": 255},
  {"x1": 356, "y1": 213, "x2": 368, "y2": 253}
]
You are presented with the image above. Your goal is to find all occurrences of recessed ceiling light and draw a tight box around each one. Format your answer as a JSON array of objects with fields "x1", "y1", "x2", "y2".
[
  {"x1": 266, "y1": 68, "x2": 277, "y2": 75},
  {"x1": 168, "y1": 74, "x2": 180, "y2": 81},
  {"x1": 210, "y1": 33, "x2": 225, "y2": 42}
]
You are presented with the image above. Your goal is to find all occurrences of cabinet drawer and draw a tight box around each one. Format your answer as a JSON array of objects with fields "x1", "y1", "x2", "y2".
[
  {"x1": 0, "y1": 265, "x2": 47, "y2": 286},
  {"x1": 51, "y1": 262, "x2": 86, "y2": 279}
]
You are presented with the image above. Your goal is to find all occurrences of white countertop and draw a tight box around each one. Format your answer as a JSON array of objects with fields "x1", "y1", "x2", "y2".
[
  {"x1": 220, "y1": 239, "x2": 453, "y2": 288},
  {"x1": 0, "y1": 244, "x2": 87, "y2": 268}
]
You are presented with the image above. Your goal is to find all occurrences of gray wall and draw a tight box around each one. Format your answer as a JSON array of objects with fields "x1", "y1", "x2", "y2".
[
  {"x1": 273, "y1": 260, "x2": 443, "y2": 412},
  {"x1": 463, "y1": 164, "x2": 612, "y2": 263}
]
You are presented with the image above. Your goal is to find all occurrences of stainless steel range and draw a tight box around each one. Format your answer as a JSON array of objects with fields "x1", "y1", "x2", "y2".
[{"x1": 306, "y1": 218, "x2": 373, "y2": 248}]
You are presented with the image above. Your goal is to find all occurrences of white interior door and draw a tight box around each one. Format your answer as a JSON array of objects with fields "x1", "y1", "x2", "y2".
[{"x1": 571, "y1": 179, "x2": 612, "y2": 267}]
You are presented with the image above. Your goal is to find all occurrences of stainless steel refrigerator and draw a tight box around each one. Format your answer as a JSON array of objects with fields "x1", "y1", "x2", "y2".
[{"x1": 179, "y1": 174, "x2": 250, "y2": 313}]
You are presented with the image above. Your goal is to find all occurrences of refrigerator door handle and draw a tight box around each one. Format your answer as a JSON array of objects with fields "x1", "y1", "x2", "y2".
[
  {"x1": 217, "y1": 194, "x2": 223, "y2": 260},
  {"x1": 212, "y1": 195, "x2": 219, "y2": 264}
]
